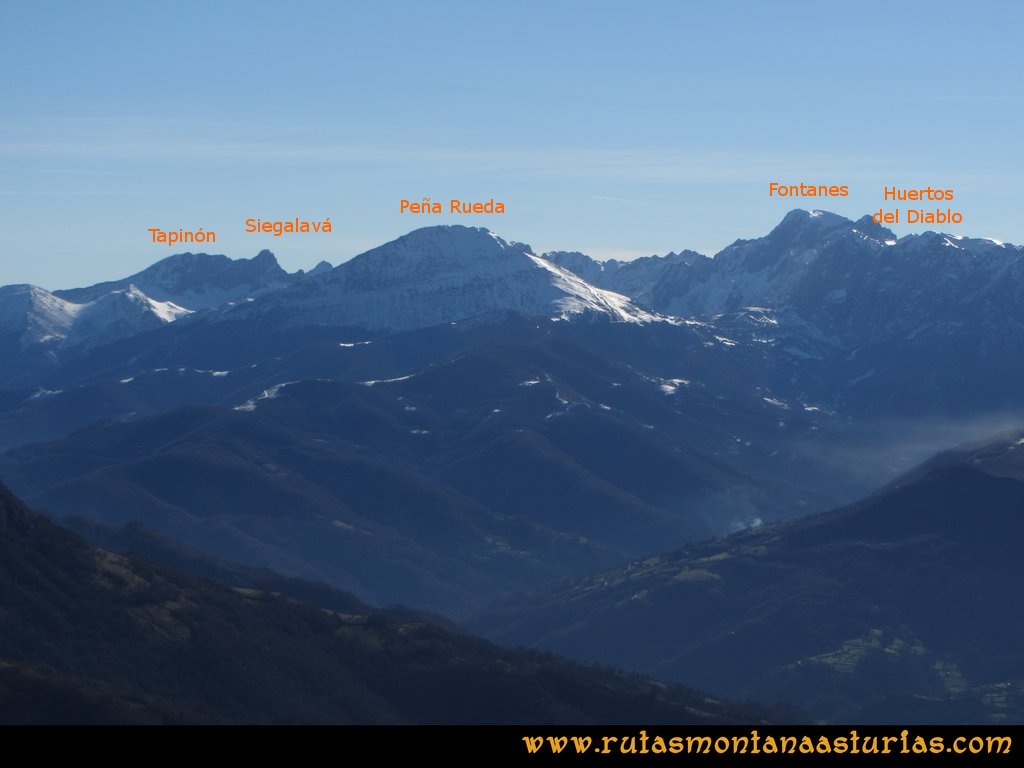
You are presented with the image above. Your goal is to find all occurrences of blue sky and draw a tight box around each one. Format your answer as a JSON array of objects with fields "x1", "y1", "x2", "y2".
[{"x1": 2, "y1": 0, "x2": 1021, "y2": 288}]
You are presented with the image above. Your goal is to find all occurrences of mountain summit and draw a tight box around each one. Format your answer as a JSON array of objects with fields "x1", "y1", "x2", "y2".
[
  {"x1": 544, "y1": 209, "x2": 1024, "y2": 349},
  {"x1": 55, "y1": 250, "x2": 294, "y2": 311},
  {"x1": 0, "y1": 282, "x2": 190, "y2": 386},
  {"x1": 240, "y1": 225, "x2": 660, "y2": 331}
]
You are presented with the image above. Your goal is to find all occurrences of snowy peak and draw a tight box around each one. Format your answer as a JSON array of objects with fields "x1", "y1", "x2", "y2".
[
  {"x1": 544, "y1": 209, "x2": 1023, "y2": 349},
  {"x1": 334, "y1": 225, "x2": 529, "y2": 287},
  {"x1": 542, "y1": 251, "x2": 607, "y2": 284},
  {"x1": 250, "y1": 225, "x2": 660, "y2": 331},
  {"x1": 85, "y1": 284, "x2": 191, "y2": 322},
  {"x1": 898, "y1": 230, "x2": 1021, "y2": 259},
  {"x1": 850, "y1": 214, "x2": 898, "y2": 244},
  {"x1": 542, "y1": 249, "x2": 710, "y2": 310},
  {"x1": 765, "y1": 208, "x2": 852, "y2": 242},
  {"x1": 0, "y1": 284, "x2": 81, "y2": 348},
  {"x1": 9, "y1": 215, "x2": 1023, "y2": 359},
  {"x1": 55, "y1": 250, "x2": 294, "y2": 310},
  {"x1": 726, "y1": 209, "x2": 895, "y2": 262},
  {"x1": 64, "y1": 285, "x2": 192, "y2": 348},
  {"x1": 0, "y1": 282, "x2": 190, "y2": 352},
  {"x1": 525, "y1": 252, "x2": 660, "y2": 324}
]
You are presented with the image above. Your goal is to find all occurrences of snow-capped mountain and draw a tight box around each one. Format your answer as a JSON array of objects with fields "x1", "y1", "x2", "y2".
[
  {"x1": 55, "y1": 249, "x2": 296, "y2": 311},
  {"x1": 0, "y1": 283, "x2": 189, "y2": 350},
  {"x1": 547, "y1": 209, "x2": 1024, "y2": 350},
  {"x1": 645, "y1": 210, "x2": 903, "y2": 337},
  {"x1": 0, "y1": 284, "x2": 81, "y2": 350},
  {"x1": 6, "y1": 212, "x2": 1024, "y2": 416},
  {"x1": 542, "y1": 249, "x2": 703, "y2": 308},
  {"x1": 6, "y1": 212, "x2": 1024, "y2": 622},
  {"x1": 63, "y1": 285, "x2": 192, "y2": 348},
  {"x1": 236, "y1": 225, "x2": 661, "y2": 331},
  {"x1": 539, "y1": 251, "x2": 609, "y2": 285},
  {"x1": 0, "y1": 282, "x2": 191, "y2": 387}
]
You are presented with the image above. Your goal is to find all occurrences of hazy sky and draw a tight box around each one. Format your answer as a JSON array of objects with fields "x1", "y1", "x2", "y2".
[{"x1": 2, "y1": 0, "x2": 1021, "y2": 288}]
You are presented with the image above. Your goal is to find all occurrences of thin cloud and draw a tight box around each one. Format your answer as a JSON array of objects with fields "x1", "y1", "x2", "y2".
[
  {"x1": 2, "y1": 119, "x2": 1017, "y2": 193},
  {"x1": 590, "y1": 195, "x2": 643, "y2": 203}
]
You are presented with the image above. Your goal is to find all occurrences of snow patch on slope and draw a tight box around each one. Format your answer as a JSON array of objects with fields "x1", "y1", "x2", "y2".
[
  {"x1": 0, "y1": 283, "x2": 191, "y2": 351},
  {"x1": 234, "y1": 381, "x2": 298, "y2": 411},
  {"x1": 242, "y1": 226, "x2": 668, "y2": 332},
  {"x1": 527, "y1": 254, "x2": 660, "y2": 324}
]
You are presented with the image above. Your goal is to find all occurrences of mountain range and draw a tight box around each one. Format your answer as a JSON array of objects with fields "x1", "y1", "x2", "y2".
[
  {"x1": 0, "y1": 479, "x2": 781, "y2": 724},
  {"x1": 2, "y1": 209, "x2": 1023, "y2": 722},
  {"x1": 472, "y1": 430, "x2": 1024, "y2": 723}
]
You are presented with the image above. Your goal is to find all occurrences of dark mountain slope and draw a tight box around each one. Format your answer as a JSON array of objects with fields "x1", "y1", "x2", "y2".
[
  {"x1": 0, "y1": 481, "x2": 782, "y2": 724},
  {"x1": 0, "y1": 309, "x2": 841, "y2": 618},
  {"x1": 2, "y1": 309, "x2": 857, "y2": 618},
  {"x1": 472, "y1": 431, "x2": 1024, "y2": 723},
  {"x1": 0, "y1": 404, "x2": 575, "y2": 615}
]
